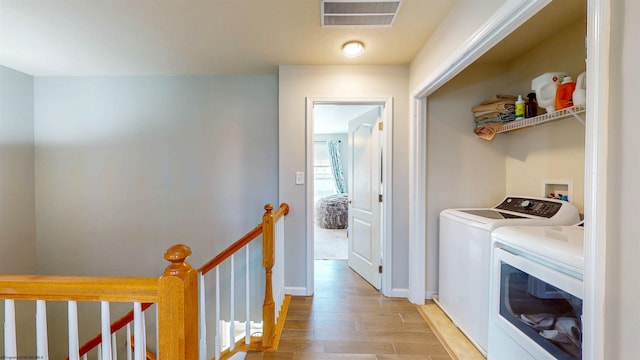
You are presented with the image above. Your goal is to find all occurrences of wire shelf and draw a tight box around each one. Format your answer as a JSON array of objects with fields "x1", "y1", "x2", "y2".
[{"x1": 497, "y1": 105, "x2": 586, "y2": 133}]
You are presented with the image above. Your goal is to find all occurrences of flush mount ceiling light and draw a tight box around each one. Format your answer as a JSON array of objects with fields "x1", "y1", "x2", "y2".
[{"x1": 342, "y1": 41, "x2": 365, "y2": 57}]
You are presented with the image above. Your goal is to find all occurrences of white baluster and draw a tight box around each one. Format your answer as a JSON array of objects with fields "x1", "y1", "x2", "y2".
[
  {"x1": 199, "y1": 272, "x2": 207, "y2": 360},
  {"x1": 68, "y1": 301, "x2": 80, "y2": 360},
  {"x1": 155, "y1": 306, "x2": 159, "y2": 360},
  {"x1": 82, "y1": 354, "x2": 88, "y2": 360},
  {"x1": 142, "y1": 310, "x2": 147, "y2": 356},
  {"x1": 230, "y1": 254, "x2": 235, "y2": 351},
  {"x1": 36, "y1": 300, "x2": 49, "y2": 360},
  {"x1": 214, "y1": 266, "x2": 221, "y2": 360},
  {"x1": 133, "y1": 302, "x2": 143, "y2": 360},
  {"x1": 276, "y1": 217, "x2": 285, "y2": 318},
  {"x1": 98, "y1": 344, "x2": 102, "y2": 360},
  {"x1": 4, "y1": 299, "x2": 17, "y2": 358},
  {"x1": 126, "y1": 323, "x2": 132, "y2": 360},
  {"x1": 245, "y1": 245, "x2": 251, "y2": 344},
  {"x1": 112, "y1": 332, "x2": 118, "y2": 360},
  {"x1": 101, "y1": 301, "x2": 112, "y2": 360}
]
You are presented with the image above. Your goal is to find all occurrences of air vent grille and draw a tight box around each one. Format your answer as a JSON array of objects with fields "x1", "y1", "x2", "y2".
[{"x1": 321, "y1": 0, "x2": 402, "y2": 28}]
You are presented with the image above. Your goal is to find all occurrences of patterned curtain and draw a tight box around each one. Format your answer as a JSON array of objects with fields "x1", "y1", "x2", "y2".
[{"x1": 327, "y1": 140, "x2": 347, "y2": 194}]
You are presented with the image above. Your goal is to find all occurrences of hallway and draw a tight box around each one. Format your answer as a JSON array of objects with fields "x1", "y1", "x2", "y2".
[{"x1": 249, "y1": 260, "x2": 452, "y2": 359}]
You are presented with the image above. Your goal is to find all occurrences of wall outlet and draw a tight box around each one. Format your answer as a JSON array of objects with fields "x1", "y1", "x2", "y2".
[{"x1": 295, "y1": 171, "x2": 304, "y2": 185}]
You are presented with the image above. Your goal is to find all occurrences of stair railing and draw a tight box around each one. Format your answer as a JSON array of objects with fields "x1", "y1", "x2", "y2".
[
  {"x1": 0, "y1": 244, "x2": 198, "y2": 360},
  {"x1": 51, "y1": 202, "x2": 290, "y2": 359},
  {"x1": 197, "y1": 203, "x2": 290, "y2": 359}
]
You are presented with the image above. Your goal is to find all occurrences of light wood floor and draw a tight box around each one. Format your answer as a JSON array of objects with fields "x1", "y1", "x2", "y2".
[{"x1": 245, "y1": 260, "x2": 452, "y2": 360}]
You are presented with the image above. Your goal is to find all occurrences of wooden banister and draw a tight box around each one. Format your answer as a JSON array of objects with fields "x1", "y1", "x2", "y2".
[
  {"x1": 261, "y1": 204, "x2": 276, "y2": 348},
  {"x1": 197, "y1": 203, "x2": 289, "y2": 277},
  {"x1": 0, "y1": 275, "x2": 159, "y2": 303},
  {"x1": 158, "y1": 243, "x2": 198, "y2": 359},
  {"x1": 272, "y1": 202, "x2": 290, "y2": 222},
  {"x1": 1, "y1": 203, "x2": 290, "y2": 358},
  {"x1": 198, "y1": 224, "x2": 263, "y2": 275}
]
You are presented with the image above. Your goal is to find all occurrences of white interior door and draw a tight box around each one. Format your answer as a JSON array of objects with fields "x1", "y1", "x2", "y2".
[{"x1": 347, "y1": 107, "x2": 382, "y2": 289}]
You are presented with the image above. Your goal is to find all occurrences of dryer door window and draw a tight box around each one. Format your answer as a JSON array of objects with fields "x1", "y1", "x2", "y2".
[{"x1": 499, "y1": 262, "x2": 583, "y2": 359}]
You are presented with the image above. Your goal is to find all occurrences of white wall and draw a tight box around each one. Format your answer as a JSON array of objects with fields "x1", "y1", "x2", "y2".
[
  {"x1": 279, "y1": 65, "x2": 409, "y2": 292},
  {"x1": 425, "y1": 63, "x2": 509, "y2": 294},
  {"x1": 0, "y1": 65, "x2": 37, "y2": 354},
  {"x1": 605, "y1": 0, "x2": 640, "y2": 357},
  {"x1": 504, "y1": 19, "x2": 586, "y2": 212},
  {"x1": 409, "y1": 0, "x2": 507, "y2": 92},
  {"x1": 34, "y1": 75, "x2": 278, "y2": 276},
  {"x1": 415, "y1": 3, "x2": 588, "y2": 296}
]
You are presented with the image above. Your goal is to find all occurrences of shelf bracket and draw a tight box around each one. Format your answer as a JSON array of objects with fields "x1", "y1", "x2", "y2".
[{"x1": 568, "y1": 107, "x2": 586, "y2": 125}]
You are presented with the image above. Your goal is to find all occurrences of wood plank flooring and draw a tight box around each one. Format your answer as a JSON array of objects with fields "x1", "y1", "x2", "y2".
[{"x1": 245, "y1": 260, "x2": 452, "y2": 360}]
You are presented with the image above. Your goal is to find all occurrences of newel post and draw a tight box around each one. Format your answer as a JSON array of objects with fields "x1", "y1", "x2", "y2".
[
  {"x1": 158, "y1": 244, "x2": 198, "y2": 359},
  {"x1": 262, "y1": 204, "x2": 276, "y2": 348}
]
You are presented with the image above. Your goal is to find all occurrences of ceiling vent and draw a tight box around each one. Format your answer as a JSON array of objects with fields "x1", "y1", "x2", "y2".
[{"x1": 321, "y1": 0, "x2": 402, "y2": 28}]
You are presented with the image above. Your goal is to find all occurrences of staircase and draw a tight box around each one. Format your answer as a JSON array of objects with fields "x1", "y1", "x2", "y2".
[{"x1": 0, "y1": 203, "x2": 290, "y2": 360}]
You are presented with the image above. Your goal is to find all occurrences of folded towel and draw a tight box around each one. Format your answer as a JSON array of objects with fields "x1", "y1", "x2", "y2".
[
  {"x1": 474, "y1": 123, "x2": 502, "y2": 141},
  {"x1": 472, "y1": 101, "x2": 516, "y2": 113},
  {"x1": 475, "y1": 113, "x2": 516, "y2": 126},
  {"x1": 479, "y1": 94, "x2": 518, "y2": 105},
  {"x1": 473, "y1": 110, "x2": 500, "y2": 118},
  {"x1": 474, "y1": 109, "x2": 515, "y2": 122}
]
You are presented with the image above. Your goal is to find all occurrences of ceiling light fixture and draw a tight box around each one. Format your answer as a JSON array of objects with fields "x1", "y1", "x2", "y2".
[{"x1": 342, "y1": 41, "x2": 365, "y2": 57}]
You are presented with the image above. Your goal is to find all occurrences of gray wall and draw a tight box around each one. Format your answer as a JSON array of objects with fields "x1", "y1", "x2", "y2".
[
  {"x1": 32, "y1": 74, "x2": 278, "y2": 356},
  {"x1": 0, "y1": 66, "x2": 36, "y2": 274},
  {"x1": 34, "y1": 75, "x2": 279, "y2": 276},
  {"x1": 279, "y1": 65, "x2": 410, "y2": 294},
  {"x1": 0, "y1": 65, "x2": 37, "y2": 354}
]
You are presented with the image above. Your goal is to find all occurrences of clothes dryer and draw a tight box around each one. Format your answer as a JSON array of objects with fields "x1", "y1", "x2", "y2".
[
  {"x1": 437, "y1": 197, "x2": 580, "y2": 354},
  {"x1": 489, "y1": 222, "x2": 584, "y2": 360}
]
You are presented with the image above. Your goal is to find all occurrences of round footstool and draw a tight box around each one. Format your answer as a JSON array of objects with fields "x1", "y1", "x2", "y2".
[{"x1": 315, "y1": 193, "x2": 349, "y2": 229}]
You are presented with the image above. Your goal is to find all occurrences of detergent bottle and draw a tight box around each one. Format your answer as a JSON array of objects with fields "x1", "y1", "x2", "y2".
[
  {"x1": 555, "y1": 76, "x2": 576, "y2": 110},
  {"x1": 573, "y1": 72, "x2": 586, "y2": 106}
]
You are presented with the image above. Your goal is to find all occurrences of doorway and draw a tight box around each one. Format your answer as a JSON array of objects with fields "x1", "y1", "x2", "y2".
[
  {"x1": 312, "y1": 133, "x2": 349, "y2": 260},
  {"x1": 309, "y1": 100, "x2": 390, "y2": 292}
]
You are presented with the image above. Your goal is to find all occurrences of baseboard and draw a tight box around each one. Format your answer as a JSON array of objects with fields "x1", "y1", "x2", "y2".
[
  {"x1": 389, "y1": 287, "x2": 409, "y2": 298},
  {"x1": 270, "y1": 295, "x2": 291, "y2": 350},
  {"x1": 426, "y1": 290, "x2": 437, "y2": 299},
  {"x1": 418, "y1": 302, "x2": 486, "y2": 360},
  {"x1": 285, "y1": 286, "x2": 414, "y2": 299},
  {"x1": 284, "y1": 286, "x2": 308, "y2": 296}
]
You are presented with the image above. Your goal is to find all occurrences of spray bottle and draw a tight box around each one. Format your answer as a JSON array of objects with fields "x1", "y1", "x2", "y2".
[{"x1": 515, "y1": 95, "x2": 525, "y2": 120}]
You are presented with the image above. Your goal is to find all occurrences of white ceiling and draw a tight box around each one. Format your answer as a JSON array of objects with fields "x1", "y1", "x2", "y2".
[
  {"x1": 0, "y1": 0, "x2": 456, "y2": 76},
  {"x1": 1, "y1": 0, "x2": 586, "y2": 131}
]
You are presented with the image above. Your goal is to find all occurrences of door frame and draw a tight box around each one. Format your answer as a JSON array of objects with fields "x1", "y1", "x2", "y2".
[
  {"x1": 306, "y1": 97, "x2": 394, "y2": 297},
  {"x1": 407, "y1": 0, "x2": 610, "y2": 359}
]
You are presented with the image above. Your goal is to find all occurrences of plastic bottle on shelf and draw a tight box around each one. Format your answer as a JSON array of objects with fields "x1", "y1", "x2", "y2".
[
  {"x1": 525, "y1": 92, "x2": 538, "y2": 118},
  {"x1": 555, "y1": 76, "x2": 576, "y2": 110},
  {"x1": 515, "y1": 95, "x2": 525, "y2": 120}
]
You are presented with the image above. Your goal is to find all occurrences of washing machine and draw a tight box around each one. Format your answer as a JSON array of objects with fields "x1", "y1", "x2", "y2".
[
  {"x1": 437, "y1": 197, "x2": 580, "y2": 354},
  {"x1": 488, "y1": 222, "x2": 584, "y2": 360}
]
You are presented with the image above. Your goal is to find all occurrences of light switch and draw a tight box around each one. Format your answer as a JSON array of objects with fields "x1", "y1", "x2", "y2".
[{"x1": 295, "y1": 171, "x2": 304, "y2": 185}]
